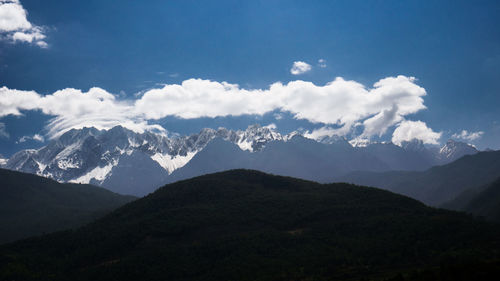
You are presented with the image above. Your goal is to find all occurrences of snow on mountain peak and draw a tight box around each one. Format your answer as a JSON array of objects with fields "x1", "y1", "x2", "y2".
[
  {"x1": 438, "y1": 139, "x2": 478, "y2": 162},
  {"x1": 349, "y1": 138, "x2": 371, "y2": 148},
  {"x1": 235, "y1": 124, "x2": 283, "y2": 152},
  {"x1": 4, "y1": 125, "x2": 285, "y2": 184}
]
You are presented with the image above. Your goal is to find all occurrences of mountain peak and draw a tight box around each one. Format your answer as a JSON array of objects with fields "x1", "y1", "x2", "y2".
[
  {"x1": 317, "y1": 134, "x2": 352, "y2": 147},
  {"x1": 349, "y1": 138, "x2": 372, "y2": 147},
  {"x1": 439, "y1": 139, "x2": 478, "y2": 162},
  {"x1": 401, "y1": 138, "x2": 426, "y2": 152},
  {"x1": 234, "y1": 124, "x2": 282, "y2": 152}
]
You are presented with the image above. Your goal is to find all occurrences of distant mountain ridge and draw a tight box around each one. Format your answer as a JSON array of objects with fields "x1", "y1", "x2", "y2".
[
  {"x1": 443, "y1": 177, "x2": 500, "y2": 222},
  {"x1": 339, "y1": 150, "x2": 500, "y2": 206},
  {"x1": 4, "y1": 125, "x2": 479, "y2": 195}
]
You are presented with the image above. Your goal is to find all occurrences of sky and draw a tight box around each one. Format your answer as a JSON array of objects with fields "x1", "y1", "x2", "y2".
[{"x1": 1, "y1": 0, "x2": 500, "y2": 157}]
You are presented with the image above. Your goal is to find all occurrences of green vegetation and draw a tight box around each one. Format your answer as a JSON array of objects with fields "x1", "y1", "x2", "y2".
[
  {"x1": 1, "y1": 169, "x2": 500, "y2": 280},
  {"x1": 0, "y1": 168, "x2": 135, "y2": 244}
]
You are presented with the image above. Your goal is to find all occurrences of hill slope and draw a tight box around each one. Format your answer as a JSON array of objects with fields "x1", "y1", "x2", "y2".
[
  {"x1": 0, "y1": 168, "x2": 136, "y2": 244},
  {"x1": 444, "y1": 177, "x2": 500, "y2": 222},
  {"x1": 339, "y1": 150, "x2": 500, "y2": 206},
  {"x1": 1, "y1": 170, "x2": 499, "y2": 281}
]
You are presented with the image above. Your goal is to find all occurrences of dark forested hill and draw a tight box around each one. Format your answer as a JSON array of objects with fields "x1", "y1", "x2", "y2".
[
  {"x1": 339, "y1": 150, "x2": 500, "y2": 206},
  {"x1": 0, "y1": 168, "x2": 135, "y2": 244},
  {"x1": 1, "y1": 170, "x2": 499, "y2": 281}
]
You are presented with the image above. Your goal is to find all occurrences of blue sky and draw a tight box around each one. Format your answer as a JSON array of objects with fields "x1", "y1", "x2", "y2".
[{"x1": 1, "y1": 0, "x2": 500, "y2": 156}]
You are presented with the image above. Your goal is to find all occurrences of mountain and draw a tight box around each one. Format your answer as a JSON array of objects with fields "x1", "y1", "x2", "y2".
[
  {"x1": 443, "y1": 177, "x2": 500, "y2": 222},
  {"x1": 438, "y1": 139, "x2": 478, "y2": 163},
  {"x1": 339, "y1": 150, "x2": 500, "y2": 206},
  {"x1": 0, "y1": 168, "x2": 135, "y2": 244},
  {"x1": 3, "y1": 125, "x2": 479, "y2": 196},
  {"x1": 362, "y1": 140, "x2": 434, "y2": 171},
  {"x1": 166, "y1": 138, "x2": 254, "y2": 182},
  {"x1": 4, "y1": 125, "x2": 282, "y2": 196},
  {"x1": 166, "y1": 135, "x2": 389, "y2": 184},
  {"x1": 1, "y1": 170, "x2": 499, "y2": 281}
]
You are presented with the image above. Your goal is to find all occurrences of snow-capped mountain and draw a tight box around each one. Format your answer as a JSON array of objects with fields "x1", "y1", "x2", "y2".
[
  {"x1": 438, "y1": 139, "x2": 478, "y2": 163},
  {"x1": 4, "y1": 124, "x2": 480, "y2": 196},
  {"x1": 400, "y1": 139, "x2": 427, "y2": 152},
  {"x1": 316, "y1": 135, "x2": 352, "y2": 148},
  {"x1": 4, "y1": 124, "x2": 283, "y2": 189}
]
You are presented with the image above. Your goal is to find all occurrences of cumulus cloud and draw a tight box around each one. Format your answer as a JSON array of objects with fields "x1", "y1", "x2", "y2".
[
  {"x1": 1, "y1": 75, "x2": 434, "y2": 141},
  {"x1": 452, "y1": 130, "x2": 484, "y2": 142},
  {"x1": 17, "y1": 133, "x2": 44, "y2": 143},
  {"x1": 318, "y1": 59, "x2": 326, "y2": 68},
  {"x1": 290, "y1": 61, "x2": 312, "y2": 75},
  {"x1": 304, "y1": 126, "x2": 344, "y2": 140},
  {"x1": 0, "y1": 122, "x2": 9, "y2": 138},
  {"x1": 391, "y1": 120, "x2": 442, "y2": 145},
  {"x1": 359, "y1": 105, "x2": 403, "y2": 138},
  {"x1": 0, "y1": 0, "x2": 47, "y2": 47}
]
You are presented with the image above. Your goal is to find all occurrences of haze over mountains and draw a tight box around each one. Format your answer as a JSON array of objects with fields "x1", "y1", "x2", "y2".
[
  {"x1": 444, "y1": 177, "x2": 500, "y2": 222},
  {"x1": 339, "y1": 150, "x2": 500, "y2": 207},
  {"x1": 1, "y1": 125, "x2": 480, "y2": 196}
]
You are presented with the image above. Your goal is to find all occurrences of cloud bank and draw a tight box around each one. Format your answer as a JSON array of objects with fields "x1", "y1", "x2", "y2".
[
  {"x1": 0, "y1": 0, "x2": 47, "y2": 47},
  {"x1": 0, "y1": 76, "x2": 439, "y2": 144}
]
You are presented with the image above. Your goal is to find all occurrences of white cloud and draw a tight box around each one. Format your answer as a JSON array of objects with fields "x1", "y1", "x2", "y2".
[
  {"x1": 33, "y1": 134, "x2": 44, "y2": 142},
  {"x1": 391, "y1": 120, "x2": 442, "y2": 145},
  {"x1": 0, "y1": 0, "x2": 47, "y2": 47},
  {"x1": 360, "y1": 104, "x2": 403, "y2": 138},
  {"x1": 0, "y1": 0, "x2": 28, "y2": 31},
  {"x1": 304, "y1": 126, "x2": 344, "y2": 140},
  {"x1": 318, "y1": 59, "x2": 326, "y2": 68},
  {"x1": 0, "y1": 86, "x2": 162, "y2": 138},
  {"x1": 290, "y1": 61, "x2": 312, "y2": 75},
  {"x1": 273, "y1": 112, "x2": 283, "y2": 120},
  {"x1": 17, "y1": 133, "x2": 44, "y2": 143},
  {"x1": 452, "y1": 130, "x2": 484, "y2": 142},
  {"x1": 0, "y1": 122, "x2": 9, "y2": 138},
  {"x1": 1, "y1": 75, "x2": 431, "y2": 141}
]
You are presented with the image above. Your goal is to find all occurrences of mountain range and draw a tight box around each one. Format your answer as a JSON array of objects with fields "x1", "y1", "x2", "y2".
[
  {"x1": 1, "y1": 125, "x2": 479, "y2": 196},
  {"x1": 339, "y1": 150, "x2": 500, "y2": 207}
]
